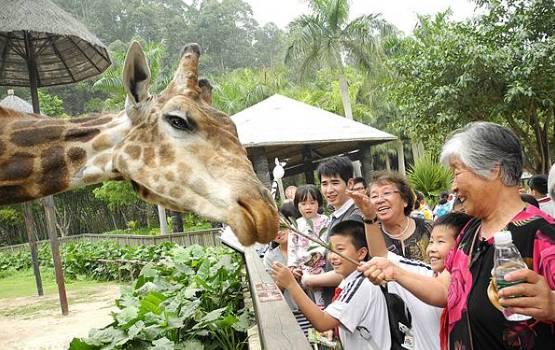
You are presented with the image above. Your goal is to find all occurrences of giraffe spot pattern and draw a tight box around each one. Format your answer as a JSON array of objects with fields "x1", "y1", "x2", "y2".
[
  {"x1": 67, "y1": 147, "x2": 87, "y2": 166},
  {"x1": 159, "y1": 143, "x2": 175, "y2": 165},
  {"x1": 92, "y1": 134, "x2": 113, "y2": 151},
  {"x1": 125, "y1": 144, "x2": 141, "y2": 160},
  {"x1": 0, "y1": 152, "x2": 34, "y2": 181},
  {"x1": 81, "y1": 116, "x2": 113, "y2": 127},
  {"x1": 11, "y1": 126, "x2": 65, "y2": 147},
  {"x1": 143, "y1": 147, "x2": 155, "y2": 167},
  {"x1": 39, "y1": 145, "x2": 68, "y2": 196},
  {"x1": 64, "y1": 128, "x2": 101, "y2": 143},
  {"x1": 0, "y1": 140, "x2": 5, "y2": 156},
  {"x1": 164, "y1": 172, "x2": 175, "y2": 182},
  {"x1": 0, "y1": 185, "x2": 33, "y2": 205}
]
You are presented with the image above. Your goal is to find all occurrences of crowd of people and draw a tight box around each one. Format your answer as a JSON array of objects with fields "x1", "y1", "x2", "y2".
[{"x1": 260, "y1": 121, "x2": 554, "y2": 350}]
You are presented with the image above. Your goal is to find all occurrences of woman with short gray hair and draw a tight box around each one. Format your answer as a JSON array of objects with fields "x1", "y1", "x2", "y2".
[{"x1": 360, "y1": 122, "x2": 555, "y2": 349}]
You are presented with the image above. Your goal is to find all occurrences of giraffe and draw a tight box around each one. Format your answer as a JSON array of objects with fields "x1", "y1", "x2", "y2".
[{"x1": 0, "y1": 41, "x2": 278, "y2": 246}]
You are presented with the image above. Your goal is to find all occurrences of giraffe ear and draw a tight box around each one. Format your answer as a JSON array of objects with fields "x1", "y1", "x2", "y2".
[
  {"x1": 198, "y1": 78, "x2": 213, "y2": 105},
  {"x1": 123, "y1": 41, "x2": 151, "y2": 107}
]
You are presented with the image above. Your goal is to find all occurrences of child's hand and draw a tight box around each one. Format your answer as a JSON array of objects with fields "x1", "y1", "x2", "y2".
[
  {"x1": 358, "y1": 257, "x2": 398, "y2": 285},
  {"x1": 290, "y1": 266, "x2": 303, "y2": 282},
  {"x1": 346, "y1": 189, "x2": 376, "y2": 221},
  {"x1": 272, "y1": 262, "x2": 297, "y2": 289}
]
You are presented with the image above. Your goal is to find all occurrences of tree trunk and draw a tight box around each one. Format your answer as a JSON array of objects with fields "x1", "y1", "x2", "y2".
[
  {"x1": 385, "y1": 154, "x2": 391, "y2": 171},
  {"x1": 396, "y1": 140, "x2": 406, "y2": 176},
  {"x1": 158, "y1": 205, "x2": 168, "y2": 235},
  {"x1": 338, "y1": 74, "x2": 353, "y2": 120}
]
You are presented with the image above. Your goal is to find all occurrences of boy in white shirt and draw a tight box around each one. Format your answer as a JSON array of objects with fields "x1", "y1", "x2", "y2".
[{"x1": 272, "y1": 219, "x2": 390, "y2": 350}]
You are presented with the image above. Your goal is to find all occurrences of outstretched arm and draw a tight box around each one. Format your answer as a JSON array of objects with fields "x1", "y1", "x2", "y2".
[
  {"x1": 358, "y1": 256, "x2": 450, "y2": 307},
  {"x1": 347, "y1": 189, "x2": 388, "y2": 257},
  {"x1": 272, "y1": 262, "x2": 339, "y2": 332}
]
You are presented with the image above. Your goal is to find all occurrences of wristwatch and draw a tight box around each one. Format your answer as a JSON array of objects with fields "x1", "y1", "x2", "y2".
[{"x1": 363, "y1": 215, "x2": 379, "y2": 225}]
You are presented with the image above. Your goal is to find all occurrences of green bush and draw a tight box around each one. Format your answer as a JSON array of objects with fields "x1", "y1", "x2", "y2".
[
  {"x1": 407, "y1": 154, "x2": 453, "y2": 206},
  {"x1": 69, "y1": 245, "x2": 249, "y2": 350}
]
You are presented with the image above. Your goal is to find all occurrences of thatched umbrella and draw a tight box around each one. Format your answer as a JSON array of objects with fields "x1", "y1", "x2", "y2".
[
  {"x1": 0, "y1": 0, "x2": 111, "y2": 111},
  {"x1": 0, "y1": 0, "x2": 111, "y2": 315}
]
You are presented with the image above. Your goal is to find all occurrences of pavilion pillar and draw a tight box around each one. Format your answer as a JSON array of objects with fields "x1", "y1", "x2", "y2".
[
  {"x1": 250, "y1": 147, "x2": 272, "y2": 189},
  {"x1": 359, "y1": 142, "x2": 374, "y2": 182},
  {"x1": 302, "y1": 145, "x2": 315, "y2": 184}
]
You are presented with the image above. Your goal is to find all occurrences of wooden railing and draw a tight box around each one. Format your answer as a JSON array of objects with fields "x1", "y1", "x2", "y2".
[
  {"x1": 0, "y1": 229, "x2": 221, "y2": 253},
  {"x1": 242, "y1": 246, "x2": 311, "y2": 350}
]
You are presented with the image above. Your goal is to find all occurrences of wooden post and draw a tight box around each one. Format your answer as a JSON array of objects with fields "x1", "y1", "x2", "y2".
[
  {"x1": 23, "y1": 203, "x2": 43, "y2": 296},
  {"x1": 43, "y1": 196, "x2": 68, "y2": 315},
  {"x1": 359, "y1": 142, "x2": 374, "y2": 181},
  {"x1": 397, "y1": 140, "x2": 406, "y2": 175},
  {"x1": 250, "y1": 147, "x2": 272, "y2": 189},
  {"x1": 158, "y1": 205, "x2": 168, "y2": 235},
  {"x1": 25, "y1": 32, "x2": 67, "y2": 315},
  {"x1": 302, "y1": 145, "x2": 315, "y2": 184}
]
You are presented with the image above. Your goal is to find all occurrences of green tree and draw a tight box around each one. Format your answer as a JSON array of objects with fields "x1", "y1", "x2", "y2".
[
  {"x1": 285, "y1": 0, "x2": 392, "y2": 120},
  {"x1": 386, "y1": 1, "x2": 555, "y2": 172},
  {"x1": 38, "y1": 90, "x2": 65, "y2": 117}
]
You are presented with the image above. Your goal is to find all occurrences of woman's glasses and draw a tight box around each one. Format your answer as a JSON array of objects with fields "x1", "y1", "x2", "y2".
[{"x1": 369, "y1": 190, "x2": 400, "y2": 201}]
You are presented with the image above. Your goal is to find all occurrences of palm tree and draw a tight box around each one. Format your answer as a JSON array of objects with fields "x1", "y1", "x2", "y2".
[{"x1": 285, "y1": 0, "x2": 392, "y2": 120}]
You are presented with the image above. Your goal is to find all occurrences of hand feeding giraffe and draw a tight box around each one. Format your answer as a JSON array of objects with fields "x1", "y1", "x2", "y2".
[{"x1": 0, "y1": 41, "x2": 278, "y2": 245}]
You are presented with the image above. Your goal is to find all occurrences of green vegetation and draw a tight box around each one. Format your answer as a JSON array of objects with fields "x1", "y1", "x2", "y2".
[
  {"x1": 68, "y1": 245, "x2": 249, "y2": 350},
  {"x1": 0, "y1": 268, "x2": 112, "y2": 301},
  {"x1": 407, "y1": 154, "x2": 453, "y2": 206},
  {"x1": 0, "y1": 241, "x2": 176, "y2": 281}
]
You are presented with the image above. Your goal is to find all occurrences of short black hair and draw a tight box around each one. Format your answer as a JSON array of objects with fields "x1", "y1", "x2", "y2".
[
  {"x1": 352, "y1": 176, "x2": 367, "y2": 188},
  {"x1": 317, "y1": 156, "x2": 353, "y2": 184},
  {"x1": 279, "y1": 201, "x2": 301, "y2": 220},
  {"x1": 433, "y1": 212, "x2": 472, "y2": 237},
  {"x1": 294, "y1": 184, "x2": 323, "y2": 209},
  {"x1": 329, "y1": 219, "x2": 368, "y2": 260},
  {"x1": 520, "y1": 193, "x2": 539, "y2": 208},
  {"x1": 529, "y1": 175, "x2": 548, "y2": 195}
]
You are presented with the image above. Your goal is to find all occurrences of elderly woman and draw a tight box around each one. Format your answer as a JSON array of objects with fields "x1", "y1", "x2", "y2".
[
  {"x1": 360, "y1": 122, "x2": 555, "y2": 349},
  {"x1": 363, "y1": 171, "x2": 432, "y2": 261}
]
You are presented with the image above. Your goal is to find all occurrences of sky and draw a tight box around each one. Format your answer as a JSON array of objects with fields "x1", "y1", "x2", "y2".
[{"x1": 245, "y1": 0, "x2": 479, "y2": 34}]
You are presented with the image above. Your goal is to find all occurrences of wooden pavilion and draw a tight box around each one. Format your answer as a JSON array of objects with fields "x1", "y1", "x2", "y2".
[{"x1": 231, "y1": 94, "x2": 397, "y2": 187}]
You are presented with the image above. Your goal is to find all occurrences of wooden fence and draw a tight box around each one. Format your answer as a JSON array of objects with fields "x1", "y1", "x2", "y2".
[{"x1": 0, "y1": 229, "x2": 221, "y2": 253}]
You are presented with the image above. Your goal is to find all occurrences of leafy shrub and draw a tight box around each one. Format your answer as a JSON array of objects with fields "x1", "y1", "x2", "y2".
[
  {"x1": 407, "y1": 154, "x2": 453, "y2": 206},
  {"x1": 69, "y1": 245, "x2": 250, "y2": 350}
]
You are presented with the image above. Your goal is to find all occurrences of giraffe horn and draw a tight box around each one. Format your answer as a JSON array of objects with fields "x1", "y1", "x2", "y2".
[{"x1": 173, "y1": 43, "x2": 201, "y2": 96}]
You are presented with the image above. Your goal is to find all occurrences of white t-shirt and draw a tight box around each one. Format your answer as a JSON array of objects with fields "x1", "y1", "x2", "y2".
[
  {"x1": 325, "y1": 271, "x2": 391, "y2": 350},
  {"x1": 387, "y1": 251, "x2": 442, "y2": 350}
]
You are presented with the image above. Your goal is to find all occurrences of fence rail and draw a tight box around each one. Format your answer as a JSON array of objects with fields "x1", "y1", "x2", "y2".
[{"x1": 0, "y1": 229, "x2": 221, "y2": 253}]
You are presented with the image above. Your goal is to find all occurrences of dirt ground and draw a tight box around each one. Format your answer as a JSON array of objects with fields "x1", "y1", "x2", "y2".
[{"x1": 0, "y1": 284, "x2": 120, "y2": 350}]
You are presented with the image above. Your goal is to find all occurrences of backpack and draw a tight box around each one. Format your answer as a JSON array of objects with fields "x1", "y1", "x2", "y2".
[{"x1": 380, "y1": 284, "x2": 414, "y2": 350}]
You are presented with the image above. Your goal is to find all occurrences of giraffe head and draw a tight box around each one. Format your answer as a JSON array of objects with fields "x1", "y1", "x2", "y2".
[{"x1": 112, "y1": 42, "x2": 278, "y2": 245}]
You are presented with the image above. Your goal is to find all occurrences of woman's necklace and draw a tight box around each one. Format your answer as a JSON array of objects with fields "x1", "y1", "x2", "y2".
[
  {"x1": 381, "y1": 216, "x2": 412, "y2": 241},
  {"x1": 382, "y1": 216, "x2": 413, "y2": 256}
]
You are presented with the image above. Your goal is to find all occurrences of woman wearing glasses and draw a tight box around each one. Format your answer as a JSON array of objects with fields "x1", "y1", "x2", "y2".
[{"x1": 364, "y1": 172, "x2": 432, "y2": 261}]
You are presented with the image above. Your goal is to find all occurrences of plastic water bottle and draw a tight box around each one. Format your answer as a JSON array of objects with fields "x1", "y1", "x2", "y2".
[{"x1": 493, "y1": 231, "x2": 531, "y2": 321}]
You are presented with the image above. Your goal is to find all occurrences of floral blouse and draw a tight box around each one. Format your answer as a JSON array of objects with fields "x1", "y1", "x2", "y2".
[{"x1": 443, "y1": 205, "x2": 555, "y2": 350}]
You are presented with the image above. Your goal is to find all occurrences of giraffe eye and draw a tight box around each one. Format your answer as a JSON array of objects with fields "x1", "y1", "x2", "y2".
[{"x1": 164, "y1": 113, "x2": 195, "y2": 131}]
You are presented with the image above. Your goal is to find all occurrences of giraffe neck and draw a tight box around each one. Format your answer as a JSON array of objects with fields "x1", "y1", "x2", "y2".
[{"x1": 0, "y1": 106, "x2": 131, "y2": 204}]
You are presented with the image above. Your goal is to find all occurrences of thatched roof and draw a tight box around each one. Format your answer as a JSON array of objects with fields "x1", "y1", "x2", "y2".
[
  {"x1": 0, "y1": 89, "x2": 33, "y2": 113},
  {"x1": 231, "y1": 94, "x2": 396, "y2": 169},
  {"x1": 0, "y1": 0, "x2": 111, "y2": 87}
]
